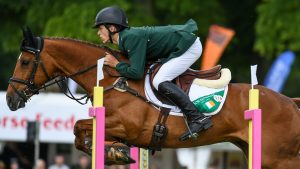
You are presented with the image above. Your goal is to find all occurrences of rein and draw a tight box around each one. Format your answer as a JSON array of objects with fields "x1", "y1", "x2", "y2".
[
  {"x1": 39, "y1": 64, "x2": 98, "y2": 105},
  {"x1": 9, "y1": 36, "x2": 156, "y2": 109},
  {"x1": 10, "y1": 36, "x2": 167, "y2": 152}
]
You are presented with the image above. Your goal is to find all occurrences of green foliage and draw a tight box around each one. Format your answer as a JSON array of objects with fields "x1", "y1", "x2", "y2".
[
  {"x1": 152, "y1": 0, "x2": 226, "y2": 37},
  {"x1": 1, "y1": 0, "x2": 300, "y2": 96},
  {"x1": 43, "y1": 0, "x2": 131, "y2": 43},
  {"x1": 255, "y1": 0, "x2": 300, "y2": 59},
  {"x1": 254, "y1": 0, "x2": 300, "y2": 96}
]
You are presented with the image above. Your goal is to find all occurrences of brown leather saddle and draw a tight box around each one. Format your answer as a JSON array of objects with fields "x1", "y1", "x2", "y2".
[{"x1": 149, "y1": 64, "x2": 222, "y2": 104}]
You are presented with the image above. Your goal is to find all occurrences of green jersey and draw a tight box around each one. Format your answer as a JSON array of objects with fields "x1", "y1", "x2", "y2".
[{"x1": 116, "y1": 19, "x2": 198, "y2": 80}]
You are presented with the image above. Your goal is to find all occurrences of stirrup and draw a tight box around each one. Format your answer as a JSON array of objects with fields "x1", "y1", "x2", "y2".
[
  {"x1": 182, "y1": 115, "x2": 199, "y2": 141},
  {"x1": 179, "y1": 116, "x2": 212, "y2": 141}
]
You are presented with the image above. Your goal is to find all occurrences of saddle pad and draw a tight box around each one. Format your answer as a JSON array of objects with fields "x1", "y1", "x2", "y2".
[
  {"x1": 144, "y1": 74, "x2": 228, "y2": 116},
  {"x1": 189, "y1": 83, "x2": 228, "y2": 115}
]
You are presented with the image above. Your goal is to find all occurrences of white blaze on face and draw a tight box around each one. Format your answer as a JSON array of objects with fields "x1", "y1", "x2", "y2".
[{"x1": 18, "y1": 53, "x2": 22, "y2": 60}]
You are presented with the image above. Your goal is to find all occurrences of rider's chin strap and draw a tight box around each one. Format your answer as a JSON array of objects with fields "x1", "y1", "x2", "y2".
[{"x1": 104, "y1": 24, "x2": 118, "y2": 44}]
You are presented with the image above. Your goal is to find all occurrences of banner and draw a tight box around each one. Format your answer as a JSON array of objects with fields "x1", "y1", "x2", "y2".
[
  {"x1": 201, "y1": 25, "x2": 235, "y2": 70},
  {"x1": 0, "y1": 92, "x2": 89, "y2": 143},
  {"x1": 263, "y1": 51, "x2": 295, "y2": 92}
]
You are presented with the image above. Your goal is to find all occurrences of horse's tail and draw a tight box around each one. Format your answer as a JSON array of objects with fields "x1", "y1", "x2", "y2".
[{"x1": 292, "y1": 98, "x2": 300, "y2": 108}]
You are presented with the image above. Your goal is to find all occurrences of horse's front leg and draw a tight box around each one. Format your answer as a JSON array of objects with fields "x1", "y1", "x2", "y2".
[{"x1": 73, "y1": 119, "x2": 135, "y2": 165}]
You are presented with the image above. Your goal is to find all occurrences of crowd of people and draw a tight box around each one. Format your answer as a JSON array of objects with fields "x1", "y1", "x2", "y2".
[
  {"x1": 0, "y1": 154, "x2": 91, "y2": 169},
  {"x1": 0, "y1": 154, "x2": 138, "y2": 169}
]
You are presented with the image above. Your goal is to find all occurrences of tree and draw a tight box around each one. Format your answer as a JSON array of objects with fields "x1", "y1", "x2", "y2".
[
  {"x1": 255, "y1": 0, "x2": 300, "y2": 58},
  {"x1": 2, "y1": 0, "x2": 299, "y2": 96},
  {"x1": 255, "y1": 0, "x2": 300, "y2": 96}
]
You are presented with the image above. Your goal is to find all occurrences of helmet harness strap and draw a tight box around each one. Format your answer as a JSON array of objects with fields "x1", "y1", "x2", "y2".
[{"x1": 104, "y1": 24, "x2": 117, "y2": 44}]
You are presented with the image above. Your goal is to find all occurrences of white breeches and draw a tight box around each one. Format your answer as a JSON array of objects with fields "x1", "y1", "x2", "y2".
[{"x1": 153, "y1": 37, "x2": 202, "y2": 90}]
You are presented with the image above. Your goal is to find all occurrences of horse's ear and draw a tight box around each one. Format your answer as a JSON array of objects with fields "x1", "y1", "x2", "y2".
[{"x1": 21, "y1": 26, "x2": 35, "y2": 46}]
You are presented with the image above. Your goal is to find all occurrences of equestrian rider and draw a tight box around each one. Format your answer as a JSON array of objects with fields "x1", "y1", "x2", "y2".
[{"x1": 94, "y1": 6, "x2": 213, "y2": 140}]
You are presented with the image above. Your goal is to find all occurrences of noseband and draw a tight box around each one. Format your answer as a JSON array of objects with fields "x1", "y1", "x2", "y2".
[{"x1": 9, "y1": 37, "x2": 51, "y2": 102}]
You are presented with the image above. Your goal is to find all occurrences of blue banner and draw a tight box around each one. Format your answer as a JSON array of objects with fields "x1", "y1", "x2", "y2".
[{"x1": 263, "y1": 51, "x2": 296, "y2": 92}]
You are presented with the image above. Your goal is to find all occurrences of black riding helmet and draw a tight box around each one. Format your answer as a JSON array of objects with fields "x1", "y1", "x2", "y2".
[
  {"x1": 93, "y1": 6, "x2": 128, "y2": 43},
  {"x1": 93, "y1": 6, "x2": 128, "y2": 29}
]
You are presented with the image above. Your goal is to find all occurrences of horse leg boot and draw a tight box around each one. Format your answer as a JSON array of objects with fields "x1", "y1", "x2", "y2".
[{"x1": 158, "y1": 81, "x2": 213, "y2": 141}]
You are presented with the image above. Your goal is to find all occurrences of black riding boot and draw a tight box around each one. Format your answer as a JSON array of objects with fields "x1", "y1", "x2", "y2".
[{"x1": 158, "y1": 81, "x2": 213, "y2": 141}]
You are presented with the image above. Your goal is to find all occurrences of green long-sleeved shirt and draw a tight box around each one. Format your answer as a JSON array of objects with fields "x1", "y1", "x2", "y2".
[{"x1": 116, "y1": 19, "x2": 198, "y2": 80}]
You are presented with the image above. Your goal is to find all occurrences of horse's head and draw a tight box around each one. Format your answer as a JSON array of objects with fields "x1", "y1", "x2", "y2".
[
  {"x1": 6, "y1": 27, "x2": 131, "y2": 111},
  {"x1": 6, "y1": 27, "x2": 56, "y2": 111}
]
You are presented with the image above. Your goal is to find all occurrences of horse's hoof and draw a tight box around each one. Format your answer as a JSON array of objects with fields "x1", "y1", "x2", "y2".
[{"x1": 105, "y1": 147, "x2": 136, "y2": 165}]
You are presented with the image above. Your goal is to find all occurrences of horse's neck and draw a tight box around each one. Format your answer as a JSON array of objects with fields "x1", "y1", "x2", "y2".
[
  {"x1": 45, "y1": 39, "x2": 103, "y2": 94},
  {"x1": 45, "y1": 38, "x2": 146, "y2": 100}
]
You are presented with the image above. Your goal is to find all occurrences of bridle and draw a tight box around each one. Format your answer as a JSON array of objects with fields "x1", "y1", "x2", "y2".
[
  {"x1": 8, "y1": 37, "x2": 100, "y2": 104},
  {"x1": 9, "y1": 37, "x2": 50, "y2": 102}
]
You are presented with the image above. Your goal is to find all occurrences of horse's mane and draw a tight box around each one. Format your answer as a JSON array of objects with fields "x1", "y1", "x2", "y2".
[
  {"x1": 45, "y1": 37, "x2": 127, "y2": 61},
  {"x1": 45, "y1": 37, "x2": 104, "y2": 48}
]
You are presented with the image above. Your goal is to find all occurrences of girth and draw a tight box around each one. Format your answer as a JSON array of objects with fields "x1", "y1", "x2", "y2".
[{"x1": 109, "y1": 77, "x2": 169, "y2": 152}]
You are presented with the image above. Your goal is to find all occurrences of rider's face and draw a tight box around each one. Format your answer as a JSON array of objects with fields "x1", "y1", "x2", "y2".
[{"x1": 97, "y1": 25, "x2": 110, "y2": 43}]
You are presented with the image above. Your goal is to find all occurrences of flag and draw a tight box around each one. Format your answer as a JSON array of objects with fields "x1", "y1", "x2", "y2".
[
  {"x1": 205, "y1": 101, "x2": 215, "y2": 109},
  {"x1": 201, "y1": 25, "x2": 235, "y2": 70},
  {"x1": 251, "y1": 65, "x2": 258, "y2": 87},
  {"x1": 263, "y1": 51, "x2": 295, "y2": 92},
  {"x1": 96, "y1": 58, "x2": 105, "y2": 86}
]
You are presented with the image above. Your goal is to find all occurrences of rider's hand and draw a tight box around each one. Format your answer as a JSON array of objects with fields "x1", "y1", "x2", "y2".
[{"x1": 104, "y1": 52, "x2": 119, "y2": 68}]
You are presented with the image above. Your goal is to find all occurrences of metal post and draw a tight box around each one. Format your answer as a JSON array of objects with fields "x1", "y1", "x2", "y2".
[{"x1": 34, "y1": 121, "x2": 40, "y2": 169}]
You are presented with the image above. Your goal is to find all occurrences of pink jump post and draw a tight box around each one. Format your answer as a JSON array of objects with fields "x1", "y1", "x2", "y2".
[
  {"x1": 89, "y1": 59, "x2": 144, "y2": 169},
  {"x1": 244, "y1": 65, "x2": 262, "y2": 169}
]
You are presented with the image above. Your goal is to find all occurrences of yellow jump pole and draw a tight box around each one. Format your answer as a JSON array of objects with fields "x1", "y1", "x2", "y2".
[
  {"x1": 89, "y1": 58, "x2": 105, "y2": 169},
  {"x1": 139, "y1": 148, "x2": 149, "y2": 169}
]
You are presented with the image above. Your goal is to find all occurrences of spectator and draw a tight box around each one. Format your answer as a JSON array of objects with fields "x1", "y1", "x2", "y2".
[
  {"x1": 48, "y1": 154, "x2": 69, "y2": 169},
  {"x1": 10, "y1": 158, "x2": 20, "y2": 169},
  {"x1": 37, "y1": 159, "x2": 46, "y2": 169},
  {"x1": 0, "y1": 160, "x2": 5, "y2": 169},
  {"x1": 71, "y1": 155, "x2": 91, "y2": 169}
]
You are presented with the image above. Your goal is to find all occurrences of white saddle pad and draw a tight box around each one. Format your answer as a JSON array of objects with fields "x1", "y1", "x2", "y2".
[{"x1": 144, "y1": 68, "x2": 231, "y2": 116}]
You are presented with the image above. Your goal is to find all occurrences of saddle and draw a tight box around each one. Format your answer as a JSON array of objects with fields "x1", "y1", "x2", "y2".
[{"x1": 149, "y1": 64, "x2": 222, "y2": 105}]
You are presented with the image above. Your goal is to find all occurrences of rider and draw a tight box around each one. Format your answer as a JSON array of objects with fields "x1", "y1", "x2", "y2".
[{"x1": 93, "y1": 6, "x2": 213, "y2": 140}]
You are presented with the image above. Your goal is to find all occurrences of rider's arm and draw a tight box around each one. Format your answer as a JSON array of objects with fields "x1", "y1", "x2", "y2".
[{"x1": 116, "y1": 34, "x2": 147, "y2": 80}]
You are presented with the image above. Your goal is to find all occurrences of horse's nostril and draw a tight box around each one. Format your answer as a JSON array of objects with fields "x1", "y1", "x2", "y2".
[
  {"x1": 6, "y1": 95, "x2": 15, "y2": 110},
  {"x1": 6, "y1": 95, "x2": 11, "y2": 104}
]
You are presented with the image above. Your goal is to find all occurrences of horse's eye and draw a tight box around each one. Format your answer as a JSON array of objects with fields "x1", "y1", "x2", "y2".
[{"x1": 21, "y1": 60, "x2": 30, "y2": 66}]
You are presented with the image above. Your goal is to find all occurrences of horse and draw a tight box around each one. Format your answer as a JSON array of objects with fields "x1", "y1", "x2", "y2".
[{"x1": 6, "y1": 28, "x2": 300, "y2": 169}]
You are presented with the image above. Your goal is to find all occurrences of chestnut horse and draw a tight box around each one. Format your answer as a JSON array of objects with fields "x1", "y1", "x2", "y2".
[{"x1": 6, "y1": 29, "x2": 300, "y2": 169}]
